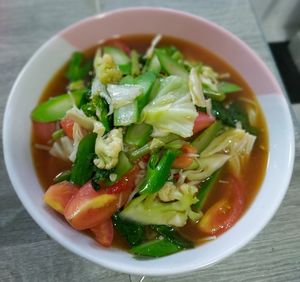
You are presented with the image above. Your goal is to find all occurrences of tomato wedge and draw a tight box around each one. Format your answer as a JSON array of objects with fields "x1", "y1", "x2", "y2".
[
  {"x1": 193, "y1": 112, "x2": 215, "y2": 135},
  {"x1": 90, "y1": 219, "x2": 114, "y2": 247},
  {"x1": 60, "y1": 117, "x2": 74, "y2": 139},
  {"x1": 32, "y1": 121, "x2": 56, "y2": 144},
  {"x1": 44, "y1": 181, "x2": 79, "y2": 214},
  {"x1": 198, "y1": 176, "x2": 246, "y2": 236},
  {"x1": 64, "y1": 167, "x2": 139, "y2": 230}
]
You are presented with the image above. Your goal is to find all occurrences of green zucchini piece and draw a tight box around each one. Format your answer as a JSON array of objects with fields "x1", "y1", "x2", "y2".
[
  {"x1": 155, "y1": 49, "x2": 188, "y2": 79},
  {"x1": 31, "y1": 89, "x2": 86, "y2": 122},
  {"x1": 125, "y1": 123, "x2": 153, "y2": 147}
]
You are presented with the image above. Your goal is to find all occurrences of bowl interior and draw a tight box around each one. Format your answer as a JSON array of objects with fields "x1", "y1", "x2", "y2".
[{"x1": 3, "y1": 7, "x2": 295, "y2": 276}]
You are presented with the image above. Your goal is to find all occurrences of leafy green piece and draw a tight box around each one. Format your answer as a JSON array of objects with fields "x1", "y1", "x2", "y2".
[
  {"x1": 130, "y1": 239, "x2": 182, "y2": 257},
  {"x1": 91, "y1": 168, "x2": 111, "y2": 191},
  {"x1": 66, "y1": 52, "x2": 92, "y2": 82},
  {"x1": 151, "y1": 225, "x2": 194, "y2": 249},
  {"x1": 211, "y1": 101, "x2": 257, "y2": 135},
  {"x1": 112, "y1": 213, "x2": 145, "y2": 247}
]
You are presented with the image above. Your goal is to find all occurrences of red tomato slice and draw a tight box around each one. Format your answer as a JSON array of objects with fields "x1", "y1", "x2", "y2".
[
  {"x1": 60, "y1": 117, "x2": 74, "y2": 139},
  {"x1": 193, "y1": 112, "x2": 215, "y2": 135},
  {"x1": 90, "y1": 219, "x2": 114, "y2": 247},
  {"x1": 44, "y1": 181, "x2": 79, "y2": 214},
  {"x1": 64, "y1": 182, "x2": 120, "y2": 230},
  {"x1": 106, "y1": 165, "x2": 139, "y2": 194},
  {"x1": 32, "y1": 121, "x2": 56, "y2": 144},
  {"x1": 198, "y1": 176, "x2": 245, "y2": 236}
]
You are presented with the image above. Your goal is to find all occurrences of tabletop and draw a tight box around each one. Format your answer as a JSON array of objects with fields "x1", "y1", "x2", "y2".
[{"x1": 0, "y1": 0, "x2": 299, "y2": 281}]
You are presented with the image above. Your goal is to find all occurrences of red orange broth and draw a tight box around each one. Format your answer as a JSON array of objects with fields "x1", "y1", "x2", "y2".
[{"x1": 31, "y1": 35, "x2": 268, "y2": 249}]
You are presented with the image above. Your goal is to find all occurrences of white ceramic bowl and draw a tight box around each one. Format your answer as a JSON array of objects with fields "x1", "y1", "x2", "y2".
[{"x1": 3, "y1": 7, "x2": 295, "y2": 276}]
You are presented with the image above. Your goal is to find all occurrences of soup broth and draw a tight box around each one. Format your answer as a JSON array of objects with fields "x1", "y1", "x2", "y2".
[{"x1": 32, "y1": 35, "x2": 268, "y2": 248}]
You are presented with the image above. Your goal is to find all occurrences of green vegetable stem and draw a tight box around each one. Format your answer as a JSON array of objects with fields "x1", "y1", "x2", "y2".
[
  {"x1": 139, "y1": 149, "x2": 178, "y2": 194},
  {"x1": 70, "y1": 133, "x2": 97, "y2": 185}
]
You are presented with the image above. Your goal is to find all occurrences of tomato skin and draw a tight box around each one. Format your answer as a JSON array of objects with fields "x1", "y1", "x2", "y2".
[
  {"x1": 90, "y1": 219, "x2": 114, "y2": 247},
  {"x1": 172, "y1": 144, "x2": 198, "y2": 169},
  {"x1": 193, "y1": 112, "x2": 215, "y2": 135},
  {"x1": 60, "y1": 118, "x2": 74, "y2": 139},
  {"x1": 106, "y1": 165, "x2": 139, "y2": 194},
  {"x1": 182, "y1": 144, "x2": 198, "y2": 155},
  {"x1": 64, "y1": 182, "x2": 119, "y2": 230},
  {"x1": 172, "y1": 156, "x2": 193, "y2": 169},
  {"x1": 32, "y1": 121, "x2": 56, "y2": 144},
  {"x1": 44, "y1": 181, "x2": 79, "y2": 214},
  {"x1": 198, "y1": 176, "x2": 245, "y2": 236}
]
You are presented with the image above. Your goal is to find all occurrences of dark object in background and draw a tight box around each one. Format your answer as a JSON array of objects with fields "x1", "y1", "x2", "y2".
[{"x1": 270, "y1": 42, "x2": 300, "y2": 103}]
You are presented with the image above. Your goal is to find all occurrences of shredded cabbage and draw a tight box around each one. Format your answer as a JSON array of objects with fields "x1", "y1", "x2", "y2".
[
  {"x1": 201, "y1": 128, "x2": 256, "y2": 175},
  {"x1": 107, "y1": 84, "x2": 143, "y2": 109},
  {"x1": 189, "y1": 67, "x2": 206, "y2": 107},
  {"x1": 49, "y1": 136, "x2": 73, "y2": 161},
  {"x1": 142, "y1": 76, "x2": 198, "y2": 138},
  {"x1": 120, "y1": 183, "x2": 201, "y2": 227},
  {"x1": 183, "y1": 154, "x2": 230, "y2": 182},
  {"x1": 69, "y1": 122, "x2": 87, "y2": 162},
  {"x1": 144, "y1": 34, "x2": 162, "y2": 59}
]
